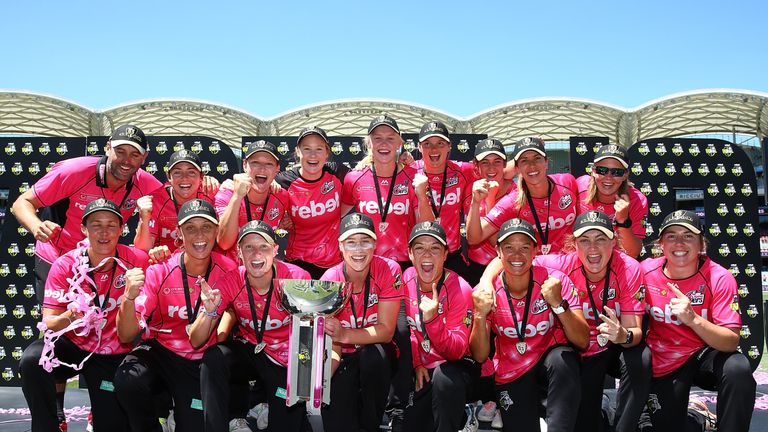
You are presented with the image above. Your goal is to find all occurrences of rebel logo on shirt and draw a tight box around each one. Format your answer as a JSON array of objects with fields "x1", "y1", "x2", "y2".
[
  {"x1": 531, "y1": 298, "x2": 549, "y2": 314},
  {"x1": 648, "y1": 303, "x2": 710, "y2": 325},
  {"x1": 496, "y1": 314, "x2": 555, "y2": 338},
  {"x1": 558, "y1": 194, "x2": 573, "y2": 210},
  {"x1": 431, "y1": 190, "x2": 462, "y2": 206},
  {"x1": 238, "y1": 315, "x2": 290, "y2": 331},
  {"x1": 320, "y1": 181, "x2": 335, "y2": 194},
  {"x1": 358, "y1": 200, "x2": 410, "y2": 215},
  {"x1": 291, "y1": 192, "x2": 339, "y2": 219}
]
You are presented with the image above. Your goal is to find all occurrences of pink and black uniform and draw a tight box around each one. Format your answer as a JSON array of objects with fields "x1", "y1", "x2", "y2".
[
  {"x1": 576, "y1": 175, "x2": 648, "y2": 241},
  {"x1": 276, "y1": 162, "x2": 348, "y2": 278},
  {"x1": 485, "y1": 173, "x2": 580, "y2": 254},
  {"x1": 342, "y1": 165, "x2": 419, "y2": 264},
  {"x1": 466, "y1": 185, "x2": 515, "y2": 266},
  {"x1": 149, "y1": 186, "x2": 215, "y2": 251},
  {"x1": 32, "y1": 155, "x2": 161, "y2": 265}
]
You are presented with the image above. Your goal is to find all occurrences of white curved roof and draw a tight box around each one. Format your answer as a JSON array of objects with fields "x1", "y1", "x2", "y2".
[{"x1": 1, "y1": 90, "x2": 766, "y2": 147}]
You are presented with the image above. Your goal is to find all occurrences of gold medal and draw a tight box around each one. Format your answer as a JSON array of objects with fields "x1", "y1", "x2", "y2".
[
  {"x1": 421, "y1": 339, "x2": 431, "y2": 353},
  {"x1": 516, "y1": 341, "x2": 527, "y2": 355},
  {"x1": 379, "y1": 222, "x2": 389, "y2": 232},
  {"x1": 540, "y1": 244, "x2": 551, "y2": 255},
  {"x1": 597, "y1": 334, "x2": 609, "y2": 347},
  {"x1": 254, "y1": 342, "x2": 267, "y2": 354}
]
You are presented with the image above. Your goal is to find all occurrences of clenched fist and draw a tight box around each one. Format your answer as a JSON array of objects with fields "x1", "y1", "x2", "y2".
[
  {"x1": 540, "y1": 276, "x2": 563, "y2": 308},
  {"x1": 124, "y1": 268, "x2": 145, "y2": 300}
]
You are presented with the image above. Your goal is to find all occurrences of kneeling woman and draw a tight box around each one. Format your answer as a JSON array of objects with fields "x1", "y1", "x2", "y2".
[
  {"x1": 470, "y1": 219, "x2": 589, "y2": 432},
  {"x1": 321, "y1": 213, "x2": 403, "y2": 432},
  {"x1": 643, "y1": 210, "x2": 755, "y2": 431},
  {"x1": 199, "y1": 220, "x2": 311, "y2": 431},
  {"x1": 21, "y1": 199, "x2": 149, "y2": 432},
  {"x1": 115, "y1": 200, "x2": 238, "y2": 432},
  {"x1": 401, "y1": 221, "x2": 476, "y2": 432}
]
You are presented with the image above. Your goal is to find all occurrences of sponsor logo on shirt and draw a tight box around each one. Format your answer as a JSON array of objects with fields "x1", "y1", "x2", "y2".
[
  {"x1": 445, "y1": 175, "x2": 459, "y2": 188},
  {"x1": 320, "y1": 181, "x2": 335, "y2": 195},
  {"x1": 358, "y1": 200, "x2": 410, "y2": 215},
  {"x1": 267, "y1": 207, "x2": 280, "y2": 220},
  {"x1": 238, "y1": 315, "x2": 290, "y2": 331},
  {"x1": 341, "y1": 312, "x2": 378, "y2": 329},
  {"x1": 393, "y1": 183, "x2": 409, "y2": 196},
  {"x1": 531, "y1": 298, "x2": 549, "y2": 314},
  {"x1": 291, "y1": 192, "x2": 339, "y2": 219},
  {"x1": 648, "y1": 303, "x2": 709, "y2": 325},
  {"x1": 430, "y1": 190, "x2": 462, "y2": 206},
  {"x1": 558, "y1": 194, "x2": 573, "y2": 210},
  {"x1": 495, "y1": 314, "x2": 554, "y2": 338}
]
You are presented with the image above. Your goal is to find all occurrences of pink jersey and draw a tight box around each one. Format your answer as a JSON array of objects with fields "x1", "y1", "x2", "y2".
[
  {"x1": 44, "y1": 244, "x2": 149, "y2": 355},
  {"x1": 33, "y1": 156, "x2": 162, "y2": 263},
  {"x1": 642, "y1": 257, "x2": 741, "y2": 377},
  {"x1": 576, "y1": 175, "x2": 648, "y2": 240},
  {"x1": 414, "y1": 160, "x2": 475, "y2": 253},
  {"x1": 277, "y1": 167, "x2": 344, "y2": 268},
  {"x1": 465, "y1": 183, "x2": 515, "y2": 265},
  {"x1": 149, "y1": 186, "x2": 215, "y2": 250},
  {"x1": 140, "y1": 251, "x2": 238, "y2": 360},
  {"x1": 403, "y1": 268, "x2": 473, "y2": 370},
  {"x1": 486, "y1": 266, "x2": 578, "y2": 384},
  {"x1": 485, "y1": 173, "x2": 579, "y2": 254},
  {"x1": 341, "y1": 165, "x2": 418, "y2": 262},
  {"x1": 535, "y1": 250, "x2": 644, "y2": 357},
  {"x1": 226, "y1": 261, "x2": 310, "y2": 366},
  {"x1": 321, "y1": 256, "x2": 403, "y2": 353}
]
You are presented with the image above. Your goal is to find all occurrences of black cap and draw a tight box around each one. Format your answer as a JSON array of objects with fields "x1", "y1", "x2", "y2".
[
  {"x1": 238, "y1": 220, "x2": 276, "y2": 245},
  {"x1": 418, "y1": 121, "x2": 450, "y2": 143},
  {"x1": 497, "y1": 218, "x2": 537, "y2": 244},
  {"x1": 573, "y1": 210, "x2": 614, "y2": 239},
  {"x1": 177, "y1": 199, "x2": 218, "y2": 226},
  {"x1": 368, "y1": 115, "x2": 400, "y2": 135},
  {"x1": 82, "y1": 198, "x2": 123, "y2": 225},
  {"x1": 168, "y1": 149, "x2": 202, "y2": 172},
  {"x1": 339, "y1": 213, "x2": 377, "y2": 241},
  {"x1": 110, "y1": 124, "x2": 147, "y2": 154},
  {"x1": 243, "y1": 140, "x2": 279, "y2": 162},
  {"x1": 594, "y1": 144, "x2": 629, "y2": 168},
  {"x1": 408, "y1": 221, "x2": 447, "y2": 246},
  {"x1": 659, "y1": 210, "x2": 702, "y2": 235},
  {"x1": 474, "y1": 138, "x2": 506, "y2": 161},
  {"x1": 297, "y1": 126, "x2": 329, "y2": 146},
  {"x1": 509, "y1": 137, "x2": 546, "y2": 162}
]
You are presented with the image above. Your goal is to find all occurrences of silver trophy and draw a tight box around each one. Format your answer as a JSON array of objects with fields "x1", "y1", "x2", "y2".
[{"x1": 277, "y1": 279, "x2": 350, "y2": 414}]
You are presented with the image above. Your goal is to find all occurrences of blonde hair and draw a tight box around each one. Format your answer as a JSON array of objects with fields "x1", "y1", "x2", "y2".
[
  {"x1": 354, "y1": 134, "x2": 405, "y2": 171},
  {"x1": 584, "y1": 174, "x2": 631, "y2": 205}
]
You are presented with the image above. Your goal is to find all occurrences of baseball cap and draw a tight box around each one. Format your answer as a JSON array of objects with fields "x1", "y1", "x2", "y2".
[
  {"x1": 408, "y1": 221, "x2": 447, "y2": 247},
  {"x1": 594, "y1": 145, "x2": 629, "y2": 169},
  {"x1": 297, "y1": 126, "x2": 329, "y2": 146},
  {"x1": 368, "y1": 115, "x2": 400, "y2": 135},
  {"x1": 177, "y1": 199, "x2": 219, "y2": 226},
  {"x1": 82, "y1": 198, "x2": 123, "y2": 225},
  {"x1": 509, "y1": 137, "x2": 546, "y2": 162},
  {"x1": 474, "y1": 138, "x2": 506, "y2": 161},
  {"x1": 573, "y1": 210, "x2": 615, "y2": 239},
  {"x1": 497, "y1": 218, "x2": 537, "y2": 244},
  {"x1": 168, "y1": 149, "x2": 202, "y2": 172},
  {"x1": 110, "y1": 124, "x2": 148, "y2": 154},
  {"x1": 238, "y1": 220, "x2": 276, "y2": 245},
  {"x1": 243, "y1": 140, "x2": 279, "y2": 162},
  {"x1": 658, "y1": 210, "x2": 702, "y2": 235},
  {"x1": 339, "y1": 213, "x2": 377, "y2": 241},
  {"x1": 418, "y1": 121, "x2": 450, "y2": 143}
]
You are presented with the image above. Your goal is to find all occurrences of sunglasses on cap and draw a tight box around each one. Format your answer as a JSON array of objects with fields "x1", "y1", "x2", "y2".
[{"x1": 593, "y1": 166, "x2": 627, "y2": 177}]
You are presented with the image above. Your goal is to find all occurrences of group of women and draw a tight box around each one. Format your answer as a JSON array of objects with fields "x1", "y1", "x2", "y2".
[{"x1": 17, "y1": 115, "x2": 757, "y2": 432}]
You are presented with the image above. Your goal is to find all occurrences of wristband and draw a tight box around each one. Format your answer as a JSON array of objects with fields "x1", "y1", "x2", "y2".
[{"x1": 203, "y1": 308, "x2": 219, "y2": 318}]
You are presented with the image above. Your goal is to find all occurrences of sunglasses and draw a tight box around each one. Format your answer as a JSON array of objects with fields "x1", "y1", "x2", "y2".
[{"x1": 593, "y1": 165, "x2": 627, "y2": 177}]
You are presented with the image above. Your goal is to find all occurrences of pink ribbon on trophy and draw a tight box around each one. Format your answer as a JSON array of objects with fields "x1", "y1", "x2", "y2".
[{"x1": 36, "y1": 240, "x2": 128, "y2": 372}]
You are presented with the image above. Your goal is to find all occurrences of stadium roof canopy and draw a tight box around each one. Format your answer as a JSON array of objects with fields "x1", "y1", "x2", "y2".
[{"x1": 1, "y1": 89, "x2": 766, "y2": 147}]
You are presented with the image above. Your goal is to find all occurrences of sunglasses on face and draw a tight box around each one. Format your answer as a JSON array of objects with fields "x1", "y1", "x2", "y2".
[{"x1": 593, "y1": 165, "x2": 627, "y2": 177}]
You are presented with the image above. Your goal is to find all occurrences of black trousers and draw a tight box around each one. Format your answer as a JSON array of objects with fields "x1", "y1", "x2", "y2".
[
  {"x1": 495, "y1": 345, "x2": 581, "y2": 432},
  {"x1": 20, "y1": 337, "x2": 129, "y2": 432},
  {"x1": 402, "y1": 358, "x2": 480, "y2": 432},
  {"x1": 649, "y1": 347, "x2": 755, "y2": 432},
  {"x1": 388, "y1": 298, "x2": 413, "y2": 414},
  {"x1": 200, "y1": 339, "x2": 306, "y2": 432},
  {"x1": 114, "y1": 340, "x2": 204, "y2": 432},
  {"x1": 33, "y1": 255, "x2": 52, "y2": 305},
  {"x1": 322, "y1": 343, "x2": 396, "y2": 432},
  {"x1": 576, "y1": 343, "x2": 652, "y2": 432}
]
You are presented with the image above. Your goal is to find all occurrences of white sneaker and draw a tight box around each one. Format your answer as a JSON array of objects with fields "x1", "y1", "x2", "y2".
[
  {"x1": 229, "y1": 418, "x2": 252, "y2": 432},
  {"x1": 477, "y1": 401, "x2": 497, "y2": 422},
  {"x1": 491, "y1": 409, "x2": 503, "y2": 429},
  {"x1": 247, "y1": 402, "x2": 269, "y2": 430},
  {"x1": 540, "y1": 417, "x2": 547, "y2": 431},
  {"x1": 461, "y1": 403, "x2": 479, "y2": 432},
  {"x1": 162, "y1": 411, "x2": 175, "y2": 432}
]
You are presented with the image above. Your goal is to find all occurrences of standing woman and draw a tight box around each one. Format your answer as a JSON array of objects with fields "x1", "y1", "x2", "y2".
[
  {"x1": 114, "y1": 200, "x2": 238, "y2": 432},
  {"x1": 470, "y1": 219, "x2": 589, "y2": 432},
  {"x1": 322, "y1": 213, "x2": 403, "y2": 432},
  {"x1": 642, "y1": 210, "x2": 755, "y2": 431},
  {"x1": 576, "y1": 145, "x2": 648, "y2": 258},
  {"x1": 465, "y1": 138, "x2": 516, "y2": 285},
  {"x1": 276, "y1": 126, "x2": 348, "y2": 279},
  {"x1": 20, "y1": 199, "x2": 149, "y2": 432},
  {"x1": 467, "y1": 137, "x2": 580, "y2": 255},
  {"x1": 413, "y1": 120, "x2": 475, "y2": 278}
]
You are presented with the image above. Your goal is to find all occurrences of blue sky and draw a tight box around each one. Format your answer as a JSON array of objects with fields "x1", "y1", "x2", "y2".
[{"x1": 1, "y1": 1, "x2": 766, "y2": 118}]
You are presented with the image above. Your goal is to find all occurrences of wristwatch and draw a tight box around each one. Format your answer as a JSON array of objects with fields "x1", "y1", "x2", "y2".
[
  {"x1": 623, "y1": 329, "x2": 634, "y2": 344},
  {"x1": 551, "y1": 299, "x2": 569, "y2": 315},
  {"x1": 614, "y1": 217, "x2": 632, "y2": 228}
]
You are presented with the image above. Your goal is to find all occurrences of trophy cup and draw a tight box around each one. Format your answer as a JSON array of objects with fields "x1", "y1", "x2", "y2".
[{"x1": 277, "y1": 279, "x2": 350, "y2": 414}]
